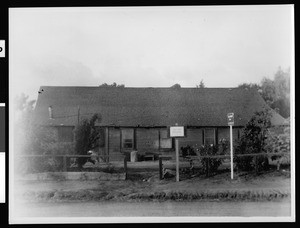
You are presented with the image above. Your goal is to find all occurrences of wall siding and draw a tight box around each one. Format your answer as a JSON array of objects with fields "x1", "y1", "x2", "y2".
[
  {"x1": 108, "y1": 128, "x2": 122, "y2": 161},
  {"x1": 218, "y1": 127, "x2": 241, "y2": 143},
  {"x1": 178, "y1": 128, "x2": 203, "y2": 148},
  {"x1": 136, "y1": 128, "x2": 159, "y2": 154}
]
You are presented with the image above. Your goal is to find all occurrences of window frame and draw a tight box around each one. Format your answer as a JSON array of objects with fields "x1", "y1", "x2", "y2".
[
  {"x1": 204, "y1": 128, "x2": 216, "y2": 145},
  {"x1": 159, "y1": 128, "x2": 173, "y2": 149},
  {"x1": 121, "y1": 128, "x2": 135, "y2": 150}
]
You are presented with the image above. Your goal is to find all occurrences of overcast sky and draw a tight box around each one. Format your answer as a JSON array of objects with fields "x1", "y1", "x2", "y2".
[{"x1": 9, "y1": 5, "x2": 293, "y2": 101}]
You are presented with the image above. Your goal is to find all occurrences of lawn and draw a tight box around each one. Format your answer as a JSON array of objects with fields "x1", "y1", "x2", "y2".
[{"x1": 14, "y1": 160, "x2": 291, "y2": 202}]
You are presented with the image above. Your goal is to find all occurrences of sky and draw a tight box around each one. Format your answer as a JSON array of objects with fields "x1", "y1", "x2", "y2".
[{"x1": 9, "y1": 5, "x2": 294, "y2": 101}]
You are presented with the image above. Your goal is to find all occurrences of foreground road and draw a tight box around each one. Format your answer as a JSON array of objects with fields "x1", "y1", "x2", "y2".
[{"x1": 12, "y1": 199, "x2": 291, "y2": 219}]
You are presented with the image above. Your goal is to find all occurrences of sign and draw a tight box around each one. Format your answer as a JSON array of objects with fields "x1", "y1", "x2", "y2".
[
  {"x1": 227, "y1": 112, "x2": 234, "y2": 125},
  {"x1": 170, "y1": 126, "x2": 185, "y2": 137}
]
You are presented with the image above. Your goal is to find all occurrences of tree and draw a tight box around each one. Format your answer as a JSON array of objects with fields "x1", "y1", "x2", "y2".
[
  {"x1": 238, "y1": 83, "x2": 261, "y2": 92},
  {"x1": 238, "y1": 67, "x2": 290, "y2": 118},
  {"x1": 14, "y1": 93, "x2": 36, "y2": 111},
  {"x1": 260, "y1": 67, "x2": 290, "y2": 118},
  {"x1": 99, "y1": 82, "x2": 125, "y2": 88},
  {"x1": 171, "y1": 83, "x2": 181, "y2": 89},
  {"x1": 234, "y1": 108, "x2": 272, "y2": 171},
  {"x1": 74, "y1": 114, "x2": 103, "y2": 169},
  {"x1": 196, "y1": 79, "x2": 205, "y2": 88},
  {"x1": 14, "y1": 93, "x2": 37, "y2": 154}
]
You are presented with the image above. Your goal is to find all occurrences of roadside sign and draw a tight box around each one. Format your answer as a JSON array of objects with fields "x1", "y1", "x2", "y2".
[
  {"x1": 169, "y1": 125, "x2": 185, "y2": 182},
  {"x1": 227, "y1": 112, "x2": 234, "y2": 125},
  {"x1": 170, "y1": 126, "x2": 185, "y2": 138}
]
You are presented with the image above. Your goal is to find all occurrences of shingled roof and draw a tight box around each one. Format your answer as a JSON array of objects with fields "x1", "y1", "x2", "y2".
[{"x1": 33, "y1": 86, "x2": 285, "y2": 127}]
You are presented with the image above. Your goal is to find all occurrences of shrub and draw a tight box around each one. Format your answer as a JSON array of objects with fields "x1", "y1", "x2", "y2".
[
  {"x1": 74, "y1": 114, "x2": 103, "y2": 169},
  {"x1": 234, "y1": 108, "x2": 272, "y2": 171},
  {"x1": 193, "y1": 139, "x2": 229, "y2": 174},
  {"x1": 265, "y1": 126, "x2": 290, "y2": 169},
  {"x1": 181, "y1": 145, "x2": 196, "y2": 157}
]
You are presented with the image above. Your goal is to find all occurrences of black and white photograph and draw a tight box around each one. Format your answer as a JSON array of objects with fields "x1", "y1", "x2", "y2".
[{"x1": 8, "y1": 5, "x2": 295, "y2": 223}]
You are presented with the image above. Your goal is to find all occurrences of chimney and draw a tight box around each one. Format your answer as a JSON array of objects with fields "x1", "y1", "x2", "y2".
[{"x1": 48, "y1": 106, "x2": 53, "y2": 119}]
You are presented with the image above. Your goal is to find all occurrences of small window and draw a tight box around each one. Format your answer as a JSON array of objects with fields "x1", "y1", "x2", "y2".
[
  {"x1": 123, "y1": 139, "x2": 133, "y2": 149},
  {"x1": 204, "y1": 128, "x2": 215, "y2": 145},
  {"x1": 121, "y1": 129, "x2": 134, "y2": 149},
  {"x1": 58, "y1": 126, "x2": 74, "y2": 142}
]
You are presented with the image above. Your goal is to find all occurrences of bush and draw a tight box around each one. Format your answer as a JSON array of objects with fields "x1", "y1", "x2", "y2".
[
  {"x1": 181, "y1": 145, "x2": 196, "y2": 157},
  {"x1": 234, "y1": 108, "x2": 272, "y2": 171},
  {"x1": 74, "y1": 114, "x2": 103, "y2": 169},
  {"x1": 193, "y1": 139, "x2": 229, "y2": 174},
  {"x1": 265, "y1": 126, "x2": 290, "y2": 169}
]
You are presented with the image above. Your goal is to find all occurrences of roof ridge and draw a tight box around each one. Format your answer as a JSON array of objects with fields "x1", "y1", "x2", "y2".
[{"x1": 39, "y1": 86, "x2": 244, "y2": 89}]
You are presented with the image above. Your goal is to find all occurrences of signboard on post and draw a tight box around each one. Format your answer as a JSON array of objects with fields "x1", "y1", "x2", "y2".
[
  {"x1": 169, "y1": 125, "x2": 185, "y2": 182},
  {"x1": 227, "y1": 112, "x2": 234, "y2": 125},
  {"x1": 227, "y1": 113, "x2": 234, "y2": 179},
  {"x1": 170, "y1": 126, "x2": 185, "y2": 138}
]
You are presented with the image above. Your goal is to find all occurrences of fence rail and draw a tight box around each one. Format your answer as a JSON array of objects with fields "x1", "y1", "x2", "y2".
[
  {"x1": 182, "y1": 152, "x2": 290, "y2": 177},
  {"x1": 16, "y1": 154, "x2": 126, "y2": 172},
  {"x1": 185, "y1": 152, "x2": 290, "y2": 160}
]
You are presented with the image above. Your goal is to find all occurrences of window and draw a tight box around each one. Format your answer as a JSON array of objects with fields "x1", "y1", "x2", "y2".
[
  {"x1": 123, "y1": 139, "x2": 133, "y2": 149},
  {"x1": 121, "y1": 129, "x2": 134, "y2": 150},
  {"x1": 204, "y1": 128, "x2": 215, "y2": 145},
  {"x1": 57, "y1": 126, "x2": 74, "y2": 142},
  {"x1": 160, "y1": 129, "x2": 172, "y2": 149}
]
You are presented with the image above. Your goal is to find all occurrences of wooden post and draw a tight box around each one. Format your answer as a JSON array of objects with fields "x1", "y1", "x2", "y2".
[
  {"x1": 63, "y1": 156, "x2": 67, "y2": 172},
  {"x1": 255, "y1": 155, "x2": 258, "y2": 175},
  {"x1": 105, "y1": 127, "x2": 109, "y2": 163},
  {"x1": 124, "y1": 157, "x2": 127, "y2": 179},
  {"x1": 175, "y1": 138, "x2": 179, "y2": 182},
  {"x1": 77, "y1": 106, "x2": 80, "y2": 125},
  {"x1": 206, "y1": 158, "x2": 210, "y2": 177},
  {"x1": 159, "y1": 157, "x2": 163, "y2": 180}
]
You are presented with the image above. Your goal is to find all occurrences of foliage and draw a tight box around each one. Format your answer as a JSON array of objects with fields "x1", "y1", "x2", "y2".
[
  {"x1": 14, "y1": 93, "x2": 36, "y2": 112},
  {"x1": 193, "y1": 139, "x2": 229, "y2": 174},
  {"x1": 99, "y1": 82, "x2": 125, "y2": 88},
  {"x1": 196, "y1": 79, "x2": 205, "y2": 88},
  {"x1": 234, "y1": 109, "x2": 272, "y2": 171},
  {"x1": 181, "y1": 145, "x2": 196, "y2": 157},
  {"x1": 170, "y1": 83, "x2": 181, "y2": 89},
  {"x1": 238, "y1": 67, "x2": 290, "y2": 118},
  {"x1": 265, "y1": 126, "x2": 290, "y2": 168},
  {"x1": 74, "y1": 114, "x2": 103, "y2": 169},
  {"x1": 238, "y1": 83, "x2": 261, "y2": 92},
  {"x1": 13, "y1": 93, "x2": 75, "y2": 173},
  {"x1": 15, "y1": 124, "x2": 76, "y2": 174},
  {"x1": 260, "y1": 67, "x2": 290, "y2": 118}
]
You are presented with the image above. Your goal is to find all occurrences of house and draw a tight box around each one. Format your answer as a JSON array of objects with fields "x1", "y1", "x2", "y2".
[{"x1": 33, "y1": 86, "x2": 286, "y2": 161}]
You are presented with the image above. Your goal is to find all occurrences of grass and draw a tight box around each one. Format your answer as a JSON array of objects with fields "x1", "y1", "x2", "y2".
[
  {"x1": 22, "y1": 188, "x2": 290, "y2": 203},
  {"x1": 16, "y1": 163, "x2": 291, "y2": 203}
]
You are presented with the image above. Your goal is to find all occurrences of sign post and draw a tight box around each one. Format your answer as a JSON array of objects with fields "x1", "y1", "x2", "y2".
[
  {"x1": 170, "y1": 124, "x2": 185, "y2": 182},
  {"x1": 227, "y1": 113, "x2": 234, "y2": 180},
  {"x1": 175, "y1": 138, "x2": 179, "y2": 182}
]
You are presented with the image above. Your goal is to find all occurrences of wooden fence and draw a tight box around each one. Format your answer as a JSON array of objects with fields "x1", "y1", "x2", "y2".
[
  {"x1": 16, "y1": 154, "x2": 126, "y2": 172},
  {"x1": 159, "y1": 152, "x2": 290, "y2": 179}
]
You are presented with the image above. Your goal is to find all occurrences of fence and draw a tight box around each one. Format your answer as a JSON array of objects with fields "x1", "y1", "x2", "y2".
[
  {"x1": 15, "y1": 154, "x2": 127, "y2": 174},
  {"x1": 159, "y1": 152, "x2": 290, "y2": 179}
]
